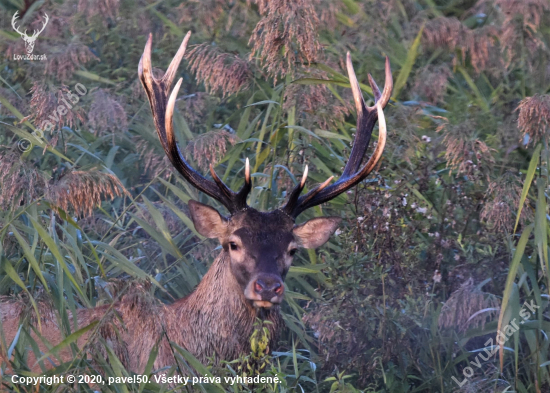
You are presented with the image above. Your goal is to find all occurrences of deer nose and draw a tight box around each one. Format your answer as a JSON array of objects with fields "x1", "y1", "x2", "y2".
[{"x1": 254, "y1": 277, "x2": 284, "y2": 300}]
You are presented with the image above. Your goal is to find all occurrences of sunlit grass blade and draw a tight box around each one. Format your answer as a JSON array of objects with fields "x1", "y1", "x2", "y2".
[
  {"x1": 498, "y1": 223, "x2": 533, "y2": 370},
  {"x1": 514, "y1": 143, "x2": 541, "y2": 233}
]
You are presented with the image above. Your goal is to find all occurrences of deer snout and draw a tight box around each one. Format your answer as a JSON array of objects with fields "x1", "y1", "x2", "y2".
[{"x1": 253, "y1": 275, "x2": 284, "y2": 303}]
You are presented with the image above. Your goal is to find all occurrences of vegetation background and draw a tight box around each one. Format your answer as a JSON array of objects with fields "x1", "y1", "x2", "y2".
[{"x1": 1, "y1": 0, "x2": 550, "y2": 391}]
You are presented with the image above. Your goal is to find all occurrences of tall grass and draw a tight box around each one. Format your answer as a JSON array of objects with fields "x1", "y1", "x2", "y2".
[{"x1": 1, "y1": 0, "x2": 550, "y2": 391}]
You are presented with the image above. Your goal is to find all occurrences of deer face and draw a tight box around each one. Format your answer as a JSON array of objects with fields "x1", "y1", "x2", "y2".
[{"x1": 188, "y1": 200, "x2": 340, "y2": 309}]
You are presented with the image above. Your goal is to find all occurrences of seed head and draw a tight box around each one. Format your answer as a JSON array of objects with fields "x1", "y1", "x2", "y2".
[
  {"x1": 439, "y1": 278, "x2": 499, "y2": 332},
  {"x1": 186, "y1": 44, "x2": 252, "y2": 97},
  {"x1": 516, "y1": 94, "x2": 550, "y2": 145},
  {"x1": 46, "y1": 170, "x2": 128, "y2": 217},
  {"x1": 249, "y1": 0, "x2": 321, "y2": 81}
]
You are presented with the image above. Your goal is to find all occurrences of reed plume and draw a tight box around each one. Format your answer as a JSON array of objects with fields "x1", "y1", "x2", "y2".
[
  {"x1": 88, "y1": 89, "x2": 128, "y2": 135},
  {"x1": 249, "y1": 0, "x2": 321, "y2": 81},
  {"x1": 186, "y1": 44, "x2": 252, "y2": 97},
  {"x1": 185, "y1": 130, "x2": 238, "y2": 170},
  {"x1": 516, "y1": 94, "x2": 550, "y2": 145},
  {"x1": 46, "y1": 170, "x2": 128, "y2": 217},
  {"x1": 439, "y1": 278, "x2": 499, "y2": 332}
]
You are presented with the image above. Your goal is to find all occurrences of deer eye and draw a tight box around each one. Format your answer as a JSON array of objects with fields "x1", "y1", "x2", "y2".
[
  {"x1": 229, "y1": 242, "x2": 238, "y2": 251},
  {"x1": 289, "y1": 248, "x2": 298, "y2": 256}
]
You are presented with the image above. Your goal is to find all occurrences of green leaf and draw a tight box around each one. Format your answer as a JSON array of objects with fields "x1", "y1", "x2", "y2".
[
  {"x1": 315, "y1": 129, "x2": 351, "y2": 141},
  {"x1": 74, "y1": 70, "x2": 118, "y2": 85},
  {"x1": 514, "y1": 143, "x2": 541, "y2": 233},
  {"x1": 2, "y1": 259, "x2": 42, "y2": 332},
  {"x1": 393, "y1": 25, "x2": 424, "y2": 98},
  {"x1": 29, "y1": 217, "x2": 88, "y2": 304},
  {"x1": 35, "y1": 321, "x2": 98, "y2": 364},
  {"x1": 9, "y1": 225, "x2": 48, "y2": 289},
  {"x1": 497, "y1": 224, "x2": 533, "y2": 370}
]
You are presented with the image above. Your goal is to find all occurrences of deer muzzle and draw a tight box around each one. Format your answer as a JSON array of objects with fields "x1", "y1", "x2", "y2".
[{"x1": 248, "y1": 274, "x2": 284, "y2": 308}]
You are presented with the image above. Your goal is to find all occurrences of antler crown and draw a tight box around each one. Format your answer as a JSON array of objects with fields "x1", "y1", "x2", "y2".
[{"x1": 139, "y1": 32, "x2": 392, "y2": 219}]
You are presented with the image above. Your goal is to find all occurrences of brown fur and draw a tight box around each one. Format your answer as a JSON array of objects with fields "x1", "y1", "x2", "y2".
[
  {"x1": 0, "y1": 208, "x2": 300, "y2": 374},
  {"x1": 0, "y1": 206, "x2": 338, "y2": 374},
  {"x1": 0, "y1": 251, "x2": 281, "y2": 374}
]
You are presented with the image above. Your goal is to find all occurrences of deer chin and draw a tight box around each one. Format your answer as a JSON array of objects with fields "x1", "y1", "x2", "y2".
[{"x1": 252, "y1": 300, "x2": 276, "y2": 309}]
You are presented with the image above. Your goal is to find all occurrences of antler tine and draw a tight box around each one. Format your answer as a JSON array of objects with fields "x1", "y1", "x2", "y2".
[
  {"x1": 138, "y1": 34, "x2": 154, "y2": 92},
  {"x1": 381, "y1": 57, "x2": 393, "y2": 107},
  {"x1": 163, "y1": 31, "x2": 191, "y2": 94},
  {"x1": 342, "y1": 53, "x2": 391, "y2": 177},
  {"x1": 244, "y1": 157, "x2": 250, "y2": 184},
  {"x1": 346, "y1": 52, "x2": 366, "y2": 117},
  {"x1": 368, "y1": 74, "x2": 382, "y2": 103},
  {"x1": 282, "y1": 165, "x2": 308, "y2": 215},
  {"x1": 299, "y1": 176, "x2": 334, "y2": 205},
  {"x1": 210, "y1": 164, "x2": 237, "y2": 199},
  {"x1": 234, "y1": 158, "x2": 252, "y2": 209},
  {"x1": 140, "y1": 32, "x2": 251, "y2": 213},
  {"x1": 282, "y1": 55, "x2": 391, "y2": 218}
]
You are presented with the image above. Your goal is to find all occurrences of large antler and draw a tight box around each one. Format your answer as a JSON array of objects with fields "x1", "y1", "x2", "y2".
[
  {"x1": 139, "y1": 32, "x2": 251, "y2": 213},
  {"x1": 282, "y1": 53, "x2": 392, "y2": 218}
]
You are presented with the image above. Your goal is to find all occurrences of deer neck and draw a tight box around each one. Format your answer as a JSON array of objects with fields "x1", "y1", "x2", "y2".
[{"x1": 164, "y1": 251, "x2": 281, "y2": 362}]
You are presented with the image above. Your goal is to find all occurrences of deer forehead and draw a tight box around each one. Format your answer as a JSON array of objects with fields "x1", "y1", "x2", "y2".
[
  {"x1": 225, "y1": 209, "x2": 296, "y2": 242},
  {"x1": 228, "y1": 207, "x2": 294, "y2": 236}
]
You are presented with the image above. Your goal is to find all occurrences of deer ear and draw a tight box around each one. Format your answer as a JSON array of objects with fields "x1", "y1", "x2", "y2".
[
  {"x1": 293, "y1": 217, "x2": 341, "y2": 249},
  {"x1": 188, "y1": 200, "x2": 228, "y2": 238}
]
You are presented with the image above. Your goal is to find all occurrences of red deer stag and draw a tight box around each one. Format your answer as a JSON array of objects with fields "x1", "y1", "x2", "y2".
[{"x1": 0, "y1": 31, "x2": 392, "y2": 374}]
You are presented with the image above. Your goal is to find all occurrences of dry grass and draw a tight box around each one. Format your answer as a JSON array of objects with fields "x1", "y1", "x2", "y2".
[
  {"x1": 78, "y1": 0, "x2": 121, "y2": 22},
  {"x1": 0, "y1": 150, "x2": 46, "y2": 211},
  {"x1": 249, "y1": 0, "x2": 321, "y2": 81},
  {"x1": 439, "y1": 278, "x2": 499, "y2": 332},
  {"x1": 184, "y1": 130, "x2": 238, "y2": 170},
  {"x1": 516, "y1": 94, "x2": 550, "y2": 145},
  {"x1": 413, "y1": 64, "x2": 452, "y2": 104},
  {"x1": 186, "y1": 44, "x2": 252, "y2": 97},
  {"x1": 284, "y1": 80, "x2": 351, "y2": 129},
  {"x1": 481, "y1": 173, "x2": 531, "y2": 233},
  {"x1": 88, "y1": 89, "x2": 128, "y2": 135},
  {"x1": 134, "y1": 136, "x2": 171, "y2": 179},
  {"x1": 29, "y1": 83, "x2": 85, "y2": 132},
  {"x1": 44, "y1": 42, "x2": 98, "y2": 82},
  {"x1": 316, "y1": 0, "x2": 344, "y2": 31},
  {"x1": 178, "y1": 92, "x2": 215, "y2": 125},
  {"x1": 442, "y1": 122, "x2": 495, "y2": 178},
  {"x1": 176, "y1": 0, "x2": 227, "y2": 32},
  {"x1": 423, "y1": 17, "x2": 501, "y2": 74},
  {"x1": 45, "y1": 170, "x2": 128, "y2": 217},
  {"x1": 493, "y1": 0, "x2": 550, "y2": 66},
  {"x1": 423, "y1": 17, "x2": 464, "y2": 52},
  {"x1": 133, "y1": 201, "x2": 183, "y2": 235},
  {"x1": 493, "y1": 0, "x2": 549, "y2": 33}
]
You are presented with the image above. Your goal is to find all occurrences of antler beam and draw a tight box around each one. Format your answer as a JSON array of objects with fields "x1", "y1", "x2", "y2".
[
  {"x1": 139, "y1": 32, "x2": 251, "y2": 213},
  {"x1": 282, "y1": 53, "x2": 392, "y2": 218}
]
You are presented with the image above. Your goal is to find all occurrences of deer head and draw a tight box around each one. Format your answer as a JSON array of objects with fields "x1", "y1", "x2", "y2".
[
  {"x1": 139, "y1": 32, "x2": 392, "y2": 309},
  {"x1": 11, "y1": 11, "x2": 49, "y2": 54}
]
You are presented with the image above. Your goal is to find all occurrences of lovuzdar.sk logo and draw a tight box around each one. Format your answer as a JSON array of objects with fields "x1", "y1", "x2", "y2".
[{"x1": 11, "y1": 11, "x2": 49, "y2": 61}]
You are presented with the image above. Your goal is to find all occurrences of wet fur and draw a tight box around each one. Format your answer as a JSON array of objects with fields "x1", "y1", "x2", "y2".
[{"x1": 0, "y1": 209, "x2": 288, "y2": 373}]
